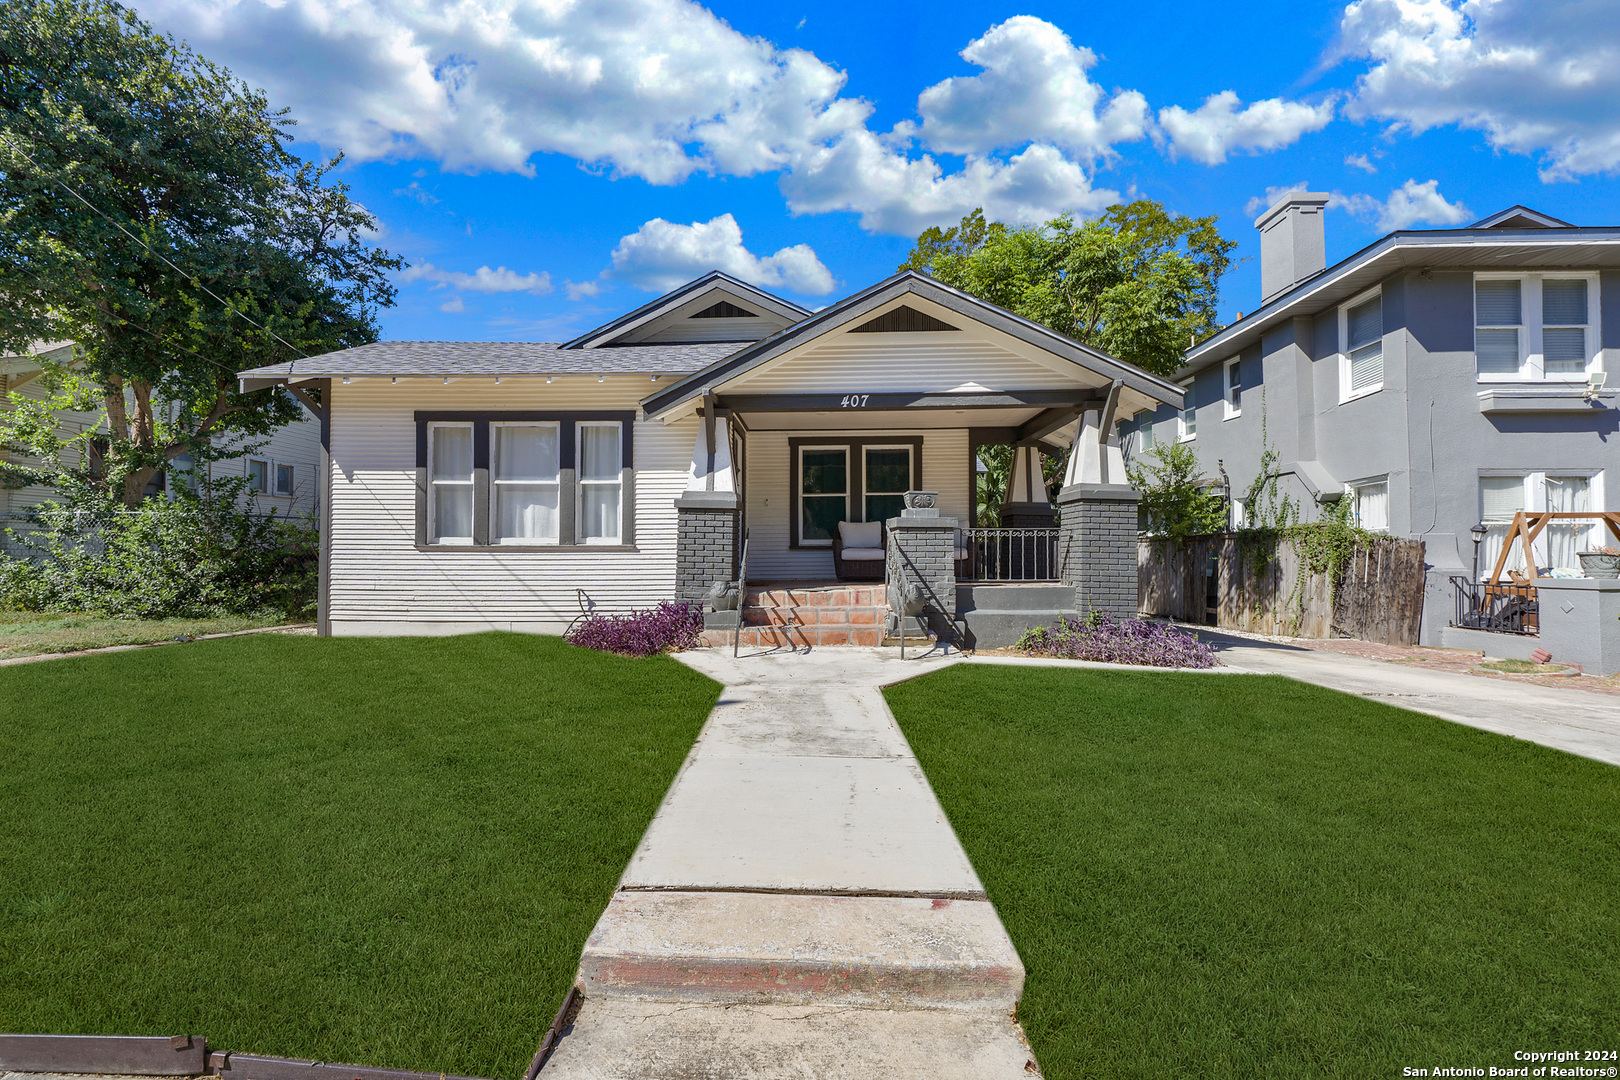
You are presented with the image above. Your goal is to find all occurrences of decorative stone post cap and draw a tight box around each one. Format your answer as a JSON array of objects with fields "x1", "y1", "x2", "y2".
[{"x1": 902, "y1": 490, "x2": 941, "y2": 517}]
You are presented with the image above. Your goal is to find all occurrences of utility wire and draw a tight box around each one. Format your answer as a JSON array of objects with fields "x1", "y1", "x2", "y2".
[{"x1": 1, "y1": 133, "x2": 312, "y2": 370}]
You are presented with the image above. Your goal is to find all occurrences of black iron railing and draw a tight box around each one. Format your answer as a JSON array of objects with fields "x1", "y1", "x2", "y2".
[
  {"x1": 1450, "y1": 575, "x2": 1538, "y2": 636},
  {"x1": 963, "y1": 527, "x2": 1060, "y2": 582}
]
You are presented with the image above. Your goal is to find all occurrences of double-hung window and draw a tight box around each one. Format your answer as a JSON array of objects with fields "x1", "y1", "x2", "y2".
[
  {"x1": 1340, "y1": 289, "x2": 1383, "y2": 400},
  {"x1": 428, "y1": 423, "x2": 475, "y2": 544},
  {"x1": 863, "y1": 447, "x2": 911, "y2": 523},
  {"x1": 1476, "y1": 274, "x2": 1600, "y2": 380},
  {"x1": 577, "y1": 422, "x2": 624, "y2": 544},
  {"x1": 274, "y1": 463, "x2": 295, "y2": 496},
  {"x1": 420, "y1": 412, "x2": 633, "y2": 548},
  {"x1": 792, "y1": 438, "x2": 921, "y2": 547},
  {"x1": 1476, "y1": 471, "x2": 1603, "y2": 576},
  {"x1": 799, "y1": 447, "x2": 850, "y2": 546},
  {"x1": 1178, "y1": 382, "x2": 1196, "y2": 440},
  {"x1": 1347, "y1": 477, "x2": 1389, "y2": 533},
  {"x1": 247, "y1": 458, "x2": 270, "y2": 495},
  {"x1": 1223, "y1": 358, "x2": 1242, "y2": 419},
  {"x1": 493, "y1": 423, "x2": 560, "y2": 544}
]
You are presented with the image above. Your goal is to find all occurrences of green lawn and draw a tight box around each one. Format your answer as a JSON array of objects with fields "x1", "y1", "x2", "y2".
[
  {"x1": 0, "y1": 611, "x2": 291, "y2": 659},
  {"x1": 0, "y1": 632, "x2": 718, "y2": 1078},
  {"x1": 885, "y1": 666, "x2": 1620, "y2": 1080}
]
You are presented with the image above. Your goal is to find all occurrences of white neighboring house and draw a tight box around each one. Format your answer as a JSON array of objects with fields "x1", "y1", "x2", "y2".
[
  {"x1": 1, "y1": 342, "x2": 323, "y2": 554},
  {"x1": 238, "y1": 271, "x2": 1184, "y2": 641}
]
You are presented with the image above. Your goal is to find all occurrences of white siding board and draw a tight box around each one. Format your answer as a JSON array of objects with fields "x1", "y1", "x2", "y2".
[
  {"x1": 742, "y1": 427, "x2": 970, "y2": 580},
  {"x1": 729, "y1": 336, "x2": 1082, "y2": 394},
  {"x1": 326, "y1": 379, "x2": 692, "y2": 629}
]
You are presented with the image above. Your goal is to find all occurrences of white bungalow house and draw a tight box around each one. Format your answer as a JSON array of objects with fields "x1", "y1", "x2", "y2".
[{"x1": 238, "y1": 271, "x2": 1183, "y2": 645}]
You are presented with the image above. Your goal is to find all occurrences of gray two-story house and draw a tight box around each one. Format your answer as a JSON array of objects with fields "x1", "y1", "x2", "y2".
[{"x1": 1126, "y1": 193, "x2": 1619, "y2": 649}]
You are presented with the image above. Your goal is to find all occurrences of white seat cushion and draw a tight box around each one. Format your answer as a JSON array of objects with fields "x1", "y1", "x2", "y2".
[
  {"x1": 840, "y1": 547, "x2": 885, "y2": 561},
  {"x1": 954, "y1": 548, "x2": 969, "y2": 560},
  {"x1": 838, "y1": 520, "x2": 882, "y2": 548}
]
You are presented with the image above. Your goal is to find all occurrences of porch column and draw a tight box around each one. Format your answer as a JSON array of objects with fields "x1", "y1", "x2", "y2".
[
  {"x1": 674, "y1": 405, "x2": 738, "y2": 607},
  {"x1": 1057, "y1": 405, "x2": 1141, "y2": 621},
  {"x1": 887, "y1": 491, "x2": 959, "y2": 636},
  {"x1": 1000, "y1": 444, "x2": 1057, "y2": 528}
]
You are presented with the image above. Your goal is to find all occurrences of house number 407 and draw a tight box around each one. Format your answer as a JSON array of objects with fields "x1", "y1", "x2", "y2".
[{"x1": 839, "y1": 394, "x2": 871, "y2": 407}]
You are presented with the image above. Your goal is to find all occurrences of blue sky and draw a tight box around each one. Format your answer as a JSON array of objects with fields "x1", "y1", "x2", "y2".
[{"x1": 133, "y1": 0, "x2": 1620, "y2": 342}]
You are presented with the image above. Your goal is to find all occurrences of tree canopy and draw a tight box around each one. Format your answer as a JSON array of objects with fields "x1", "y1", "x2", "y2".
[
  {"x1": 0, "y1": 0, "x2": 401, "y2": 505},
  {"x1": 900, "y1": 202, "x2": 1237, "y2": 377}
]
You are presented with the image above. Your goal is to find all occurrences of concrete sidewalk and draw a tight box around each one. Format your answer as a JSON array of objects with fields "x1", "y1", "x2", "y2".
[
  {"x1": 541, "y1": 646, "x2": 1038, "y2": 1079},
  {"x1": 1199, "y1": 628, "x2": 1620, "y2": 768}
]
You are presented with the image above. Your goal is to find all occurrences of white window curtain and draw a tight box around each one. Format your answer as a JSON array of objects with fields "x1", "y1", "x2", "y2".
[
  {"x1": 429, "y1": 423, "x2": 475, "y2": 543},
  {"x1": 1544, "y1": 475, "x2": 1592, "y2": 571},
  {"x1": 1541, "y1": 279, "x2": 1589, "y2": 375},
  {"x1": 1225, "y1": 360, "x2": 1241, "y2": 415},
  {"x1": 1475, "y1": 279, "x2": 1523, "y2": 376},
  {"x1": 577, "y1": 422, "x2": 623, "y2": 543},
  {"x1": 1479, "y1": 474, "x2": 1527, "y2": 578},
  {"x1": 494, "y1": 424, "x2": 560, "y2": 543},
  {"x1": 1346, "y1": 295, "x2": 1383, "y2": 393},
  {"x1": 1352, "y1": 481, "x2": 1389, "y2": 532}
]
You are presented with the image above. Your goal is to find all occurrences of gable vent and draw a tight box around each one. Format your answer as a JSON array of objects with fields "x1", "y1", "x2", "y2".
[
  {"x1": 849, "y1": 305, "x2": 959, "y2": 333},
  {"x1": 691, "y1": 300, "x2": 758, "y2": 319}
]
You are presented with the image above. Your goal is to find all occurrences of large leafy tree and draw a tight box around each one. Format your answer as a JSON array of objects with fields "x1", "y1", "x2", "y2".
[
  {"x1": 901, "y1": 202, "x2": 1237, "y2": 377},
  {"x1": 0, "y1": 0, "x2": 400, "y2": 506}
]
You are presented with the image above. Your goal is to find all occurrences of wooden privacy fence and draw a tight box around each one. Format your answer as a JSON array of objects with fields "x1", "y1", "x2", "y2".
[{"x1": 1138, "y1": 533, "x2": 1427, "y2": 645}]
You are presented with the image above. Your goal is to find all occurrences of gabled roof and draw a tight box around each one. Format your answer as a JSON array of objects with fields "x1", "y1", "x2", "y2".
[
  {"x1": 236, "y1": 340, "x2": 742, "y2": 389},
  {"x1": 1180, "y1": 210, "x2": 1620, "y2": 377},
  {"x1": 641, "y1": 270, "x2": 1184, "y2": 418},
  {"x1": 561, "y1": 271, "x2": 811, "y2": 349},
  {"x1": 1471, "y1": 205, "x2": 1573, "y2": 230}
]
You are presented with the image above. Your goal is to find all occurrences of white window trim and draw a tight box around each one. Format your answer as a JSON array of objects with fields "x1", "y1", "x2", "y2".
[
  {"x1": 1177, "y1": 382, "x2": 1196, "y2": 441},
  {"x1": 492, "y1": 420, "x2": 561, "y2": 546},
  {"x1": 1338, "y1": 285, "x2": 1384, "y2": 403},
  {"x1": 246, "y1": 457, "x2": 271, "y2": 496},
  {"x1": 1344, "y1": 475, "x2": 1391, "y2": 533},
  {"x1": 576, "y1": 420, "x2": 625, "y2": 545},
  {"x1": 427, "y1": 422, "x2": 475, "y2": 546},
  {"x1": 1477, "y1": 469, "x2": 1606, "y2": 574},
  {"x1": 1474, "y1": 272, "x2": 1602, "y2": 384},
  {"x1": 272, "y1": 461, "x2": 295, "y2": 497},
  {"x1": 797, "y1": 444, "x2": 851, "y2": 547},
  {"x1": 1223, "y1": 358, "x2": 1242, "y2": 420}
]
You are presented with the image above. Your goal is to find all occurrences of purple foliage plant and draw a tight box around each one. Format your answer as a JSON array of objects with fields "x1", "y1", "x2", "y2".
[
  {"x1": 1014, "y1": 611, "x2": 1217, "y2": 668},
  {"x1": 565, "y1": 600, "x2": 703, "y2": 657}
]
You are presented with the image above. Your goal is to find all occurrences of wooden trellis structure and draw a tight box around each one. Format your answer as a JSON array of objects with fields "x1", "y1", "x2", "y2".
[{"x1": 1485, "y1": 511, "x2": 1620, "y2": 584}]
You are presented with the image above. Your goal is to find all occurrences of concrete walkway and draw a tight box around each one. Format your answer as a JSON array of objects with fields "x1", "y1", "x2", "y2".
[
  {"x1": 1199, "y1": 628, "x2": 1620, "y2": 768},
  {"x1": 541, "y1": 646, "x2": 1039, "y2": 1079}
]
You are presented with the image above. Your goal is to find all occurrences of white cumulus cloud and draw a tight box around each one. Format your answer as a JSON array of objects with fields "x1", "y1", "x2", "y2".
[
  {"x1": 902, "y1": 16, "x2": 1150, "y2": 160},
  {"x1": 1337, "y1": 0, "x2": 1620, "y2": 180},
  {"x1": 608, "y1": 214, "x2": 835, "y2": 295},
  {"x1": 1243, "y1": 179, "x2": 1469, "y2": 232},
  {"x1": 1157, "y1": 91, "x2": 1337, "y2": 165},
  {"x1": 401, "y1": 262, "x2": 553, "y2": 294}
]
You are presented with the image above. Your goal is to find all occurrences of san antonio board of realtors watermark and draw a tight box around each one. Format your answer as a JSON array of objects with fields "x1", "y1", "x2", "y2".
[{"x1": 1402, "y1": 1052, "x2": 1618, "y2": 1077}]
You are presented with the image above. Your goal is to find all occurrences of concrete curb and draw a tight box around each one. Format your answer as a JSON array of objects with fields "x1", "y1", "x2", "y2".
[{"x1": 0, "y1": 623, "x2": 316, "y2": 668}]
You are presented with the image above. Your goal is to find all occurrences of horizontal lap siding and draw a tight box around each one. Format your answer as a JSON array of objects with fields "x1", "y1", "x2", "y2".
[
  {"x1": 744, "y1": 428, "x2": 970, "y2": 580},
  {"x1": 328, "y1": 380, "x2": 691, "y2": 625},
  {"x1": 733, "y1": 337, "x2": 1078, "y2": 393}
]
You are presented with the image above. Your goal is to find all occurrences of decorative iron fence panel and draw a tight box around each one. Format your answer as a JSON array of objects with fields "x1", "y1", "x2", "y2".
[
  {"x1": 1449, "y1": 575, "x2": 1538, "y2": 636},
  {"x1": 963, "y1": 528, "x2": 1060, "y2": 582}
]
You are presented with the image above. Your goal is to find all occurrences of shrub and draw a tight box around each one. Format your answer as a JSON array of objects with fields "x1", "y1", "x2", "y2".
[
  {"x1": 565, "y1": 601, "x2": 702, "y2": 657},
  {"x1": 1014, "y1": 612, "x2": 1217, "y2": 668}
]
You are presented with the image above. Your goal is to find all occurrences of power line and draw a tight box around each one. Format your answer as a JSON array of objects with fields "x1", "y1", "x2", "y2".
[{"x1": 0, "y1": 133, "x2": 312, "y2": 371}]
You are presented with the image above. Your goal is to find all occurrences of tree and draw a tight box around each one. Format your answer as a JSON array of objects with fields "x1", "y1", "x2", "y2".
[
  {"x1": 1128, "y1": 440, "x2": 1227, "y2": 542},
  {"x1": 900, "y1": 202, "x2": 1237, "y2": 377},
  {"x1": 0, "y1": 0, "x2": 401, "y2": 506}
]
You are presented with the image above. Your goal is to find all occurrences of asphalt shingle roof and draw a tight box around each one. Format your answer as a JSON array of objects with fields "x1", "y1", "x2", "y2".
[{"x1": 238, "y1": 340, "x2": 746, "y2": 379}]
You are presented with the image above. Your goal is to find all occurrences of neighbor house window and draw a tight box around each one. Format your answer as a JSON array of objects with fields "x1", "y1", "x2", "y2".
[
  {"x1": 247, "y1": 458, "x2": 270, "y2": 495},
  {"x1": 493, "y1": 422, "x2": 560, "y2": 544},
  {"x1": 428, "y1": 423, "x2": 475, "y2": 544},
  {"x1": 577, "y1": 421, "x2": 624, "y2": 544},
  {"x1": 799, "y1": 447, "x2": 849, "y2": 546},
  {"x1": 1347, "y1": 478, "x2": 1389, "y2": 533},
  {"x1": 1478, "y1": 474, "x2": 1527, "y2": 578},
  {"x1": 1138, "y1": 420, "x2": 1155, "y2": 452},
  {"x1": 274, "y1": 463, "x2": 294, "y2": 496},
  {"x1": 1223, "y1": 358, "x2": 1242, "y2": 419},
  {"x1": 417, "y1": 412, "x2": 634, "y2": 549},
  {"x1": 1476, "y1": 274, "x2": 1600, "y2": 380},
  {"x1": 1178, "y1": 382, "x2": 1196, "y2": 440},
  {"x1": 1341, "y1": 290, "x2": 1383, "y2": 400},
  {"x1": 1544, "y1": 474, "x2": 1594, "y2": 571},
  {"x1": 791, "y1": 437, "x2": 922, "y2": 547}
]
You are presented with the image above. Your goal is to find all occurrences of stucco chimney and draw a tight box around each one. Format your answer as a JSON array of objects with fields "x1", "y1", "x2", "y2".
[{"x1": 1255, "y1": 192, "x2": 1330, "y2": 305}]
